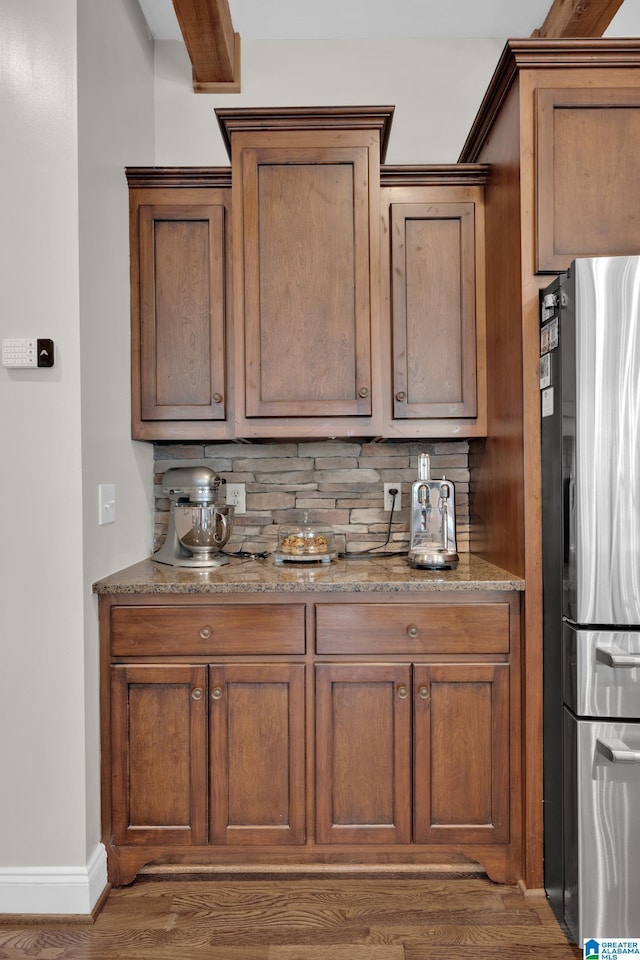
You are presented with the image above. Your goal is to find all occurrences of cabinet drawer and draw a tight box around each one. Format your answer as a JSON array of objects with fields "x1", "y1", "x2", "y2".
[
  {"x1": 111, "y1": 604, "x2": 306, "y2": 656},
  {"x1": 315, "y1": 603, "x2": 509, "y2": 655}
]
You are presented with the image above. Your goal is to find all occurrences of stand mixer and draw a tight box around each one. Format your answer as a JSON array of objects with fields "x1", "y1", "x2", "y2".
[
  {"x1": 408, "y1": 453, "x2": 459, "y2": 570},
  {"x1": 153, "y1": 467, "x2": 234, "y2": 568}
]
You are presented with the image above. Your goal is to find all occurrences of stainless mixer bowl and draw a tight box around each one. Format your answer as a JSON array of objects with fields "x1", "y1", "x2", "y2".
[{"x1": 174, "y1": 503, "x2": 234, "y2": 557}]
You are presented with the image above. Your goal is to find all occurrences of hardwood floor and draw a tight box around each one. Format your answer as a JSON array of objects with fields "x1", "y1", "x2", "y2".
[{"x1": 0, "y1": 875, "x2": 582, "y2": 959}]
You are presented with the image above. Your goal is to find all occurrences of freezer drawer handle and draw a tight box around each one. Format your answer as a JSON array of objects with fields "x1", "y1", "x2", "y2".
[
  {"x1": 595, "y1": 644, "x2": 640, "y2": 668},
  {"x1": 596, "y1": 737, "x2": 640, "y2": 764}
]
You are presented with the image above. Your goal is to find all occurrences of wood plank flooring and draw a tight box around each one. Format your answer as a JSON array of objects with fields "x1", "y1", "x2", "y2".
[{"x1": 0, "y1": 875, "x2": 582, "y2": 959}]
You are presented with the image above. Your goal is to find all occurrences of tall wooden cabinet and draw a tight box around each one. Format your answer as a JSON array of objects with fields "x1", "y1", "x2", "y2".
[
  {"x1": 217, "y1": 106, "x2": 394, "y2": 437},
  {"x1": 458, "y1": 38, "x2": 640, "y2": 889}
]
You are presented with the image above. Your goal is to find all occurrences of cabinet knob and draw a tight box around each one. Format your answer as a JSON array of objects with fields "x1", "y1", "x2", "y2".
[
  {"x1": 358, "y1": 386, "x2": 370, "y2": 399},
  {"x1": 395, "y1": 391, "x2": 406, "y2": 402},
  {"x1": 212, "y1": 392, "x2": 223, "y2": 404},
  {"x1": 191, "y1": 688, "x2": 204, "y2": 701},
  {"x1": 407, "y1": 624, "x2": 419, "y2": 639},
  {"x1": 397, "y1": 685, "x2": 409, "y2": 699},
  {"x1": 211, "y1": 686, "x2": 224, "y2": 700},
  {"x1": 199, "y1": 625, "x2": 212, "y2": 639},
  {"x1": 419, "y1": 686, "x2": 430, "y2": 700}
]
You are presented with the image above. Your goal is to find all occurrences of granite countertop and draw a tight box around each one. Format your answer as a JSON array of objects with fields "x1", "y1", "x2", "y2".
[{"x1": 93, "y1": 553, "x2": 524, "y2": 595}]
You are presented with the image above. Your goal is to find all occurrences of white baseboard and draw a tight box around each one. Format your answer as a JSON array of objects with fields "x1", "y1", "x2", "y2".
[{"x1": 0, "y1": 843, "x2": 108, "y2": 916}]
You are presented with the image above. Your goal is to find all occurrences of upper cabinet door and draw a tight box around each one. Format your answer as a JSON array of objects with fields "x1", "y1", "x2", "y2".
[
  {"x1": 218, "y1": 107, "x2": 394, "y2": 437},
  {"x1": 138, "y1": 203, "x2": 227, "y2": 422},
  {"x1": 127, "y1": 170, "x2": 234, "y2": 442},
  {"x1": 241, "y1": 144, "x2": 373, "y2": 420},
  {"x1": 390, "y1": 201, "x2": 478, "y2": 421},
  {"x1": 536, "y1": 88, "x2": 640, "y2": 273}
]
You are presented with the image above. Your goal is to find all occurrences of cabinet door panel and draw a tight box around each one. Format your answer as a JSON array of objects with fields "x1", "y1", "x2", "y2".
[
  {"x1": 111, "y1": 664, "x2": 208, "y2": 845},
  {"x1": 315, "y1": 662, "x2": 412, "y2": 843},
  {"x1": 414, "y1": 663, "x2": 509, "y2": 844},
  {"x1": 242, "y1": 146, "x2": 372, "y2": 418},
  {"x1": 209, "y1": 663, "x2": 305, "y2": 844},
  {"x1": 139, "y1": 203, "x2": 227, "y2": 420},
  {"x1": 391, "y1": 202, "x2": 477, "y2": 419},
  {"x1": 536, "y1": 88, "x2": 640, "y2": 273}
]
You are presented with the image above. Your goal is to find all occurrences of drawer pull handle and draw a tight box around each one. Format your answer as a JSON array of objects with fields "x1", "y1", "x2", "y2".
[
  {"x1": 596, "y1": 644, "x2": 640, "y2": 668},
  {"x1": 597, "y1": 737, "x2": 640, "y2": 764},
  {"x1": 407, "y1": 625, "x2": 419, "y2": 639},
  {"x1": 212, "y1": 392, "x2": 223, "y2": 404},
  {"x1": 358, "y1": 386, "x2": 370, "y2": 399},
  {"x1": 191, "y1": 688, "x2": 203, "y2": 701},
  {"x1": 199, "y1": 625, "x2": 212, "y2": 640},
  {"x1": 211, "y1": 686, "x2": 224, "y2": 700},
  {"x1": 395, "y1": 391, "x2": 406, "y2": 402},
  {"x1": 397, "y1": 685, "x2": 409, "y2": 699},
  {"x1": 419, "y1": 686, "x2": 430, "y2": 700}
]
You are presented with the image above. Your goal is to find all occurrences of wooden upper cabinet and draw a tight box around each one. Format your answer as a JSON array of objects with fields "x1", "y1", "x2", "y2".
[
  {"x1": 391, "y1": 201, "x2": 476, "y2": 419},
  {"x1": 216, "y1": 106, "x2": 394, "y2": 437},
  {"x1": 380, "y1": 168, "x2": 488, "y2": 438},
  {"x1": 127, "y1": 169, "x2": 233, "y2": 441},
  {"x1": 536, "y1": 87, "x2": 640, "y2": 273}
]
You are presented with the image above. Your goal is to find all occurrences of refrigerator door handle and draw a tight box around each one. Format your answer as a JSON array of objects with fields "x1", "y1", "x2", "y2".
[
  {"x1": 596, "y1": 737, "x2": 640, "y2": 763},
  {"x1": 595, "y1": 644, "x2": 640, "y2": 668}
]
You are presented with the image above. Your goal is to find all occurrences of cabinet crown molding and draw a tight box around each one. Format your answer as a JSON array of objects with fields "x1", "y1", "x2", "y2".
[
  {"x1": 380, "y1": 164, "x2": 489, "y2": 187},
  {"x1": 125, "y1": 167, "x2": 232, "y2": 188},
  {"x1": 459, "y1": 37, "x2": 640, "y2": 162},
  {"x1": 215, "y1": 105, "x2": 395, "y2": 161}
]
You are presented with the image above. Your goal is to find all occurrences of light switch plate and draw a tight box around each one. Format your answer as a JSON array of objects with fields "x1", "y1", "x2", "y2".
[{"x1": 99, "y1": 484, "x2": 116, "y2": 525}]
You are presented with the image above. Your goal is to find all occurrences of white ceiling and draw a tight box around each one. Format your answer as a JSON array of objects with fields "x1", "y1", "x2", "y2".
[{"x1": 137, "y1": 0, "x2": 640, "y2": 41}]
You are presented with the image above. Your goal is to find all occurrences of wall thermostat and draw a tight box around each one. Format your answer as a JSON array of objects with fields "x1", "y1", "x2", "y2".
[{"x1": 2, "y1": 338, "x2": 55, "y2": 368}]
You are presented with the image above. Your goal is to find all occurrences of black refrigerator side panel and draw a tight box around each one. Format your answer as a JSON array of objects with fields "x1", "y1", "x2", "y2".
[{"x1": 540, "y1": 271, "x2": 574, "y2": 922}]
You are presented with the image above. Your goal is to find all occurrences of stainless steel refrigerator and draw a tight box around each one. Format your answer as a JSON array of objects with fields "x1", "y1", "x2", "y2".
[{"x1": 541, "y1": 255, "x2": 640, "y2": 944}]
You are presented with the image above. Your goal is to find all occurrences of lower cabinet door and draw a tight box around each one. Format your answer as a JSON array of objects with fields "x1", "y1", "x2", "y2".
[
  {"x1": 111, "y1": 664, "x2": 208, "y2": 846},
  {"x1": 209, "y1": 662, "x2": 306, "y2": 844},
  {"x1": 413, "y1": 662, "x2": 510, "y2": 844},
  {"x1": 315, "y1": 662, "x2": 412, "y2": 843}
]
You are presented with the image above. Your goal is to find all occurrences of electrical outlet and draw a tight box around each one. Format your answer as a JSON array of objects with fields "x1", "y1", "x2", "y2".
[
  {"x1": 226, "y1": 482, "x2": 246, "y2": 514},
  {"x1": 383, "y1": 482, "x2": 402, "y2": 512}
]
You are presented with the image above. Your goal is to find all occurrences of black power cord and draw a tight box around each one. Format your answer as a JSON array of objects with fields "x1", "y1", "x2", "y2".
[{"x1": 338, "y1": 487, "x2": 408, "y2": 560}]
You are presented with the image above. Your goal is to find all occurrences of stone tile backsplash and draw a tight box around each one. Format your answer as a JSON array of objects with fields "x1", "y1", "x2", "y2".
[{"x1": 153, "y1": 439, "x2": 470, "y2": 556}]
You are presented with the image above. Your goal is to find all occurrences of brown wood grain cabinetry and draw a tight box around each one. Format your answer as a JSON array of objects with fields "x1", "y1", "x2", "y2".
[
  {"x1": 217, "y1": 106, "x2": 393, "y2": 437},
  {"x1": 315, "y1": 662, "x2": 413, "y2": 844},
  {"x1": 126, "y1": 141, "x2": 488, "y2": 439},
  {"x1": 379, "y1": 167, "x2": 487, "y2": 438},
  {"x1": 111, "y1": 663, "x2": 208, "y2": 846},
  {"x1": 209, "y1": 662, "x2": 306, "y2": 845},
  {"x1": 101, "y1": 590, "x2": 520, "y2": 887},
  {"x1": 459, "y1": 39, "x2": 640, "y2": 888},
  {"x1": 126, "y1": 169, "x2": 233, "y2": 441},
  {"x1": 535, "y1": 86, "x2": 640, "y2": 273},
  {"x1": 413, "y1": 662, "x2": 509, "y2": 844}
]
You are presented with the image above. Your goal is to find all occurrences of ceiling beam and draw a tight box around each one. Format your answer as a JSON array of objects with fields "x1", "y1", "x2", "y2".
[
  {"x1": 534, "y1": 0, "x2": 625, "y2": 37},
  {"x1": 172, "y1": 0, "x2": 240, "y2": 93}
]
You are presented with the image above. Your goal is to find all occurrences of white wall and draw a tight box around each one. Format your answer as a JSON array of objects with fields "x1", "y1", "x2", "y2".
[
  {"x1": 153, "y1": 37, "x2": 504, "y2": 165},
  {"x1": 0, "y1": 0, "x2": 154, "y2": 915}
]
